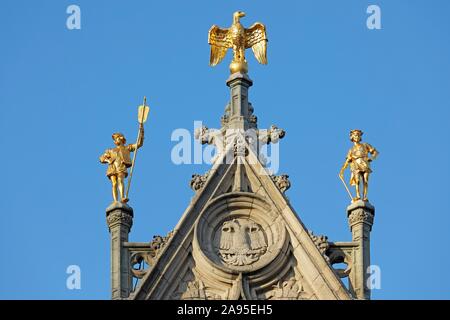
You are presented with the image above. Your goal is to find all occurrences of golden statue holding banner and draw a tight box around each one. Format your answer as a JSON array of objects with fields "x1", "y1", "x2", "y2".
[
  {"x1": 100, "y1": 97, "x2": 150, "y2": 203},
  {"x1": 208, "y1": 11, "x2": 268, "y2": 74},
  {"x1": 339, "y1": 129, "x2": 379, "y2": 202}
]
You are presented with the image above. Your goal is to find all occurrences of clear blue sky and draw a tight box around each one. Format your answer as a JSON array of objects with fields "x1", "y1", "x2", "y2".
[{"x1": 1, "y1": 0, "x2": 449, "y2": 299}]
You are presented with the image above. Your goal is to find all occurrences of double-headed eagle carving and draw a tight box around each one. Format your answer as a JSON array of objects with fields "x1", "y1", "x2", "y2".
[
  {"x1": 208, "y1": 11, "x2": 268, "y2": 74},
  {"x1": 218, "y1": 219, "x2": 267, "y2": 266}
]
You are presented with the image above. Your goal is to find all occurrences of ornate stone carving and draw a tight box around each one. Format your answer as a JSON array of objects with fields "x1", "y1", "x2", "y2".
[
  {"x1": 194, "y1": 193, "x2": 287, "y2": 274},
  {"x1": 194, "y1": 125, "x2": 224, "y2": 162},
  {"x1": 150, "y1": 231, "x2": 174, "y2": 254},
  {"x1": 106, "y1": 211, "x2": 133, "y2": 230},
  {"x1": 248, "y1": 102, "x2": 257, "y2": 125},
  {"x1": 327, "y1": 245, "x2": 354, "y2": 279},
  {"x1": 221, "y1": 103, "x2": 231, "y2": 126},
  {"x1": 224, "y1": 274, "x2": 245, "y2": 300},
  {"x1": 181, "y1": 280, "x2": 207, "y2": 300},
  {"x1": 221, "y1": 115, "x2": 229, "y2": 126},
  {"x1": 129, "y1": 231, "x2": 174, "y2": 280},
  {"x1": 271, "y1": 174, "x2": 291, "y2": 193},
  {"x1": 217, "y1": 219, "x2": 267, "y2": 266},
  {"x1": 130, "y1": 251, "x2": 152, "y2": 279},
  {"x1": 267, "y1": 278, "x2": 304, "y2": 300},
  {"x1": 348, "y1": 208, "x2": 374, "y2": 227},
  {"x1": 172, "y1": 279, "x2": 223, "y2": 300},
  {"x1": 308, "y1": 230, "x2": 330, "y2": 261},
  {"x1": 233, "y1": 134, "x2": 248, "y2": 157},
  {"x1": 190, "y1": 172, "x2": 209, "y2": 192},
  {"x1": 259, "y1": 125, "x2": 286, "y2": 144}
]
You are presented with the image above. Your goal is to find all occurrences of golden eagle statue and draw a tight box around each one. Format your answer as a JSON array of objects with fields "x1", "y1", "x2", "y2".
[{"x1": 208, "y1": 11, "x2": 268, "y2": 74}]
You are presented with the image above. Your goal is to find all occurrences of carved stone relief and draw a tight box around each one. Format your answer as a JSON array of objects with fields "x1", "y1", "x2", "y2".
[
  {"x1": 171, "y1": 274, "x2": 224, "y2": 300},
  {"x1": 348, "y1": 208, "x2": 374, "y2": 227},
  {"x1": 267, "y1": 278, "x2": 303, "y2": 300},
  {"x1": 129, "y1": 231, "x2": 174, "y2": 280},
  {"x1": 262, "y1": 266, "x2": 314, "y2": 300},
  {"x1": 216, "y1": 218, "x2": 267, "y2": 266},
  {"x1": 270, "y1": 174, "x2": 291, "y2": 193},
  {"x1": 308, "y1": 230, "x2": 330, "y2": 263},
  {"x1": 190, "y1": 172, "x2": 209, "y2": 192},
  {"x1": 194, "y1": 193, "x2": 287, "y2": 274}
]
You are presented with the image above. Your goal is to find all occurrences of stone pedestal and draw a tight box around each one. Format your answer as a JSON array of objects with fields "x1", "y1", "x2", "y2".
[
  {"x1": 106, "y1": 202, "x2": 134, "y2": 300},
  {"x1": 347, "y1": 200, "x2": 374, "y2": 300},
  {"x1": 226, "y1": 72, "x2": 253, "y2": 130}
]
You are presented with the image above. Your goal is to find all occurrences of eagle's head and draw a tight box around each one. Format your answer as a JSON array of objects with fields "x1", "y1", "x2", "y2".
[{"x1": 233, "y1": 11, "x2": 246, "y2": 22}]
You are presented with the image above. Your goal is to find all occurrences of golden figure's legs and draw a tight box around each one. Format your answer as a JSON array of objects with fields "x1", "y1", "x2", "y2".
[
  {"x1": 117, "y1": 173, "x2": 126, "y2": 202},
  {"x1": 363, "y1": 172, "x2": 370, "y2": 201},
  {"x1": 111, "y1": 175, "x2": 118, "y2": 202},
  {"x1": 355, "y1": 174, "x2": 361, "y2": 200}
]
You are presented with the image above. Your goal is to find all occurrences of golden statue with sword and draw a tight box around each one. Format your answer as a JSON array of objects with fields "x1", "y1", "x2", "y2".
[
  {"x1": 100, "y1": 97, "x2": 150, "y2": 203},
  {"x1": 339, "y1": 129, "x2": 379, "y2": 202}
]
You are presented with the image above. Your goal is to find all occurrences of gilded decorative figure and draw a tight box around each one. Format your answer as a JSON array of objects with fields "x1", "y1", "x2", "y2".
[
  {"x1": 100, "y1": 97, "x2": 149, "y2": 203},
  {"x1": 339, "y1": 129, "x2": 378, "y2": 202},
  {"x1": 208, "y1": 11, "x2": 268, "y2": 74}
]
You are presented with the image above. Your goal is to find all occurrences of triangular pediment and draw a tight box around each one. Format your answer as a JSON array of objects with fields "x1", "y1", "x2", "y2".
[{"x1": 131, "y1": 147, "x2": 351, "y2": 300}]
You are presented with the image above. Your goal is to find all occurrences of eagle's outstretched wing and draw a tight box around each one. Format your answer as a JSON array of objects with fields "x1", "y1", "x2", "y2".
[
  {"x1": 208, "y1": 25, "x2": 231, "y2": 66},
  {"x1": 245, "y1": 23, "x2": 268, "y2": 65},
  {"x1": 219, "y1": 221, "x2": 235, "y2": 251},
  {"x1": 248, "y1": 223, "x2": 267, "y2": 250}
]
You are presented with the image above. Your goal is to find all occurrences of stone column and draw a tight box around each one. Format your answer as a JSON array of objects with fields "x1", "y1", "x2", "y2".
[
  {"x1": 226, "y1": 72, "x2": 253, "y2": 130},
  {"x1": 106, "y1": 202, "x2": 133, "y2": 300},
  {"x1": 347, "y1": 200, "x2": 374, "y2": 300}
]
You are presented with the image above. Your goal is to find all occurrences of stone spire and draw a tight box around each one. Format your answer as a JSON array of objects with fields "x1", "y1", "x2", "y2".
[
  {"x1": 195, "y1": 70, "x2": 285, "y2": 173},
  {"x1": 221, "y1": 72, "x2": 256, "y2": 131}
]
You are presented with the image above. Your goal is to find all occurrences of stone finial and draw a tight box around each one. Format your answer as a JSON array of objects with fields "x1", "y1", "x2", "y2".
[
  {"x1": 268, "y1": 125, "x2": 286, "y2": 143},
  {"x1": 259, "y1": 125, "x2": 286, "y2": 144},
  {"x1": 194, "y1": 126, "x2": 224, "y2": 163}
]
